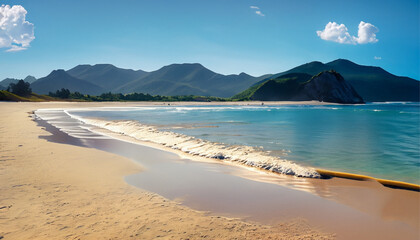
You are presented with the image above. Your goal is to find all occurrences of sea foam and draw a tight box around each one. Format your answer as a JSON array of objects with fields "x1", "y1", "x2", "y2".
[{"x1": 64, "y1": 111, "x2": 320, "y2": 178}]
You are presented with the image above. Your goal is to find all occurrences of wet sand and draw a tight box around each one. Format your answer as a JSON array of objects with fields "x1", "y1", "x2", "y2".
[{"x1": 1, "y1": 101, "x2": 419, "y2": 239}]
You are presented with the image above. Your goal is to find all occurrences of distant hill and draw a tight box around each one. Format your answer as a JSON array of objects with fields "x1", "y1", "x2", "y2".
[
  {"x1": 0, "y1": 90, "x2": 56, "y2": 102},
  {"x1": 271, "y1": 59, "x2": 419, "y2": 102},
  {"x1": 0, "y1": 78, "x2": 16, "y2": 88},
  {"x1": 234, "y1": 71, "x2": 364, "y2": 104},
  {"x1": 31, "y1": 70, "x2": 105, "y2": 95},
  {"x1": 0, "y1": 75, "x2": 37, "y2": 88},
  {"x1": 67, "y1": 64, "x2": 148, "y2": 92},
  {"x1": 23, "y1": 76, "x2": 37, "y2": 83},
  {"x1": 116, "y1": 63, "x2": 269, "y2": 97}
]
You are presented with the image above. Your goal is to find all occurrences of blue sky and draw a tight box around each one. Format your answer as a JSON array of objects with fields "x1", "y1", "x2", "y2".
[{"x1": 0, "y1": 0, "x2": 419, "y2": 80}]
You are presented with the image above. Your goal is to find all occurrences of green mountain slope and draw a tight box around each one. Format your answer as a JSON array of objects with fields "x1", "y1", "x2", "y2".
[
  {"x1": 233, "y1": 73, "x2": 312, "y2": 100},
  {"x1": 234, "y1": 71, "x2": 364, "y2": 104},
  {"x1": 271, "y1": 59, "x2": 419, "y2": 102}
]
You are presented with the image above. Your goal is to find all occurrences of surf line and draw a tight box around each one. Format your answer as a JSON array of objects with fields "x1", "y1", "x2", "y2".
[{"x1": 316, "y1": 169, "x2": 420, "y2": 192}]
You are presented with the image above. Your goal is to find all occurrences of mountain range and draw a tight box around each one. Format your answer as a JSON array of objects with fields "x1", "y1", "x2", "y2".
[
  {"x1": 113, "y1": 63, "x2": 270, "y2": 97},
  {"x1": 1, "y1": 59, "x2": 419, "y2": 101},
  {"x1": 0, "y1": 76, "x2": 37, "y2": 90},
  {"x1": 27, "y1": 63, "x2": 269, "y2": 97},
  {"x1": 31, "y1": 70, "x2": 106, "y2": 95}
]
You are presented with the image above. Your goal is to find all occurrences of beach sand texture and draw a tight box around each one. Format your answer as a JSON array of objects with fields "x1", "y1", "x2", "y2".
[{"x1": 0, "y1": 102, "x2": 334, "y2": 239}]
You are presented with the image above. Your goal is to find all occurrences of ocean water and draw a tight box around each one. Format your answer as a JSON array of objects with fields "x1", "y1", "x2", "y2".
[{"x1": 68, "y1": 102, "x2": 420, "y2": 184}]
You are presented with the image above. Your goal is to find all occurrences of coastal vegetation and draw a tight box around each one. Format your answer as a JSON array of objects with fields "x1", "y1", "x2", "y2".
[
  {"x1": 0, "y1": 90, "x2": 56, "y2": 102},
  {"x1": 7, "y1": 80, "x2": 32, "y2": 96},
  {"x1": 0, "y1": 85, "x2": 227, "y2": 102},
  {"x1": 0, "y1": 79, "x2": 56, "y2": 102},
  {"x1": 47, "y1": 89, "x2": 227, "y2": 102}
]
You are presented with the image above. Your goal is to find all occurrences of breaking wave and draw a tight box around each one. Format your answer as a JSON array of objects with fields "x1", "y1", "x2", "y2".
[{"x1": 65, "y1": 111, "x2": 320, "y2": 178}]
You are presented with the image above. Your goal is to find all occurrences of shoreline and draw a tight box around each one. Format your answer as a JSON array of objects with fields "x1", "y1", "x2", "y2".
[
  {"x1": 0, "y1": 102, "x2": 335, "y2": 239},
  {"x1": 33, "y1": 102, "x2": 420, "y2": 239},
  {"x1": 83, "y1": 113, "x2": 420, "y2": 191},
  {"x1": 58, "y1": 104, "x2": 419, "y2": 190},
  {"x1": 2, "y1": 101, "x2": 419, "y2": 239}
]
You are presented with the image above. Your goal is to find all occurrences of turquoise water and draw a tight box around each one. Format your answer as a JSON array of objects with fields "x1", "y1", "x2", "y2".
[{"x1": 70, "y1": 102, "x2": 420, "y2": 184}]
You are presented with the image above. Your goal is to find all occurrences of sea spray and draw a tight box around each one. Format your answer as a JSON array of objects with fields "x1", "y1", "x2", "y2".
[{"x1": 69, "y1": 115, "x2": 320, "y2": 178}]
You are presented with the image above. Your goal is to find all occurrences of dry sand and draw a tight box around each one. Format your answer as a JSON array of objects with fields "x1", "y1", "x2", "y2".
[{"x1": 0, "y1": 102, "x2": 334, "y2": 239}]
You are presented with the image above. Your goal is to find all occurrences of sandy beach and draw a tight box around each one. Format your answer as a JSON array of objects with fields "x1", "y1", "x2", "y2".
[
  {"x1": 0, "y1": 101, "x2": 334, "y2": 239},
  {"x1": 1, "y1": 0, "x2": 418, "y2": 239},
  {"x1": 1, "y1": 101, "x2": 419, "y2": 240}
]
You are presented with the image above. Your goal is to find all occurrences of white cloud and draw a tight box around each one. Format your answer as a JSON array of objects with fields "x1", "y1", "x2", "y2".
[
  {"x1": 316, "y1": 21, "x2": 378, "y2": 45},
  {"x1": 250, "y1": 6, "x2": 265, "y2": 16},
  {"x1": 0, "y1": 5, "x2": 35, "y2": 52},
  {"x1": 6, "y1": 45, "x2": 27, "y2": 52},
  {"x1": 374, "y1": 56, "x2": 382, "y2": 60},
  {"x1": 255, "y1": 11, "x2": 265, "y2": 17},
  {"x1": 316, "y1": 22, "x2": 354, "y2": 44},
  {"x1": 356, "y1": 21, "x2": 378, "y2": 44}
]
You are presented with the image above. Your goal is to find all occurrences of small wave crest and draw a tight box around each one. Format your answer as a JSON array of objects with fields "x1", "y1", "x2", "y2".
[{"x1": 68, "y1": 113, "x2": 320, "y2": 178}]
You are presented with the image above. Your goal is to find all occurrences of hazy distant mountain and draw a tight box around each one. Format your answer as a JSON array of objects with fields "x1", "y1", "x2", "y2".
[
  {"x1": 116, "y1": 63, "x2": 269, "y2": 97},
  {"x1": 67, "y1": 64, "x2": 148, "y2": 91},
  {"x1": 234, "y1": 71, "x2": 364, "y2": 104},
  {"x1": 0, "y1": 78, "x2": 18, "y2": 88},
  {"x1": 23, "y1": 76, "x2": 37, "y2": 83},
  {"x1": 31, "y1": 70, "x2": 104, "y2": 95},
  {"x1": 0, "y1": 75, "x2": 37, "y2": 88},
  {"x1": 271, "y1": 59, "x2": 419, "y2": 102}
]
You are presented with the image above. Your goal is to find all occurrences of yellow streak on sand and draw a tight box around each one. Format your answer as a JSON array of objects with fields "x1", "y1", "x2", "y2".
[
  {"x1": 316, "y1": 169, "x2": 420, "y2": 191},
  {"x1": 0, "y1": 102, "x2": 333, "y2": 240}
]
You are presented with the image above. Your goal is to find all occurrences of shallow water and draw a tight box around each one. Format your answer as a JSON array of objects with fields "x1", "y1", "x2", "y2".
[
  {"x1": 34, "y1": 108, "x2": 420, "y2": 240},
  {"x1": 69, "y1": 102, "x2": 420, "y2": 184}
]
